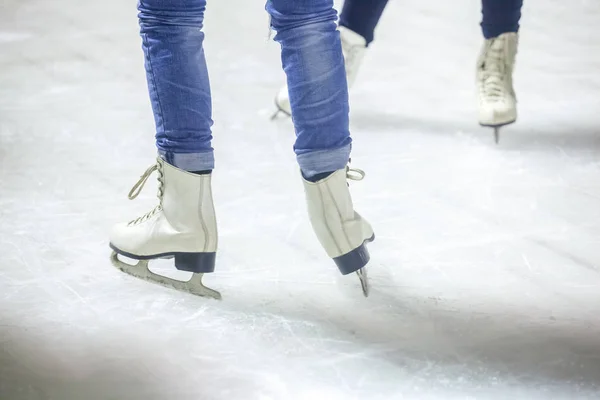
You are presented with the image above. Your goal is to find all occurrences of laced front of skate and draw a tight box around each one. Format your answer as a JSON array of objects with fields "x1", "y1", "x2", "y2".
[
  {"x1": 126, "y1": 161, "x2": 165, "y2": 226},
  {"x1": 479, "y1": 38, "x2": 508, "y2": 104}
]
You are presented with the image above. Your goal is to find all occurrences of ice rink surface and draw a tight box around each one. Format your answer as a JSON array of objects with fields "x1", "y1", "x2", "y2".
[{"x1": 1, "y1": 0, "x2": 600, "y2": 398}]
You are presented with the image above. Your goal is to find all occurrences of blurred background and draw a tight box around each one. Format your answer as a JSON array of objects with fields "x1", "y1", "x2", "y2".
[{"x1": 1, "y1": 0, "x2": 599, "y2": 399}]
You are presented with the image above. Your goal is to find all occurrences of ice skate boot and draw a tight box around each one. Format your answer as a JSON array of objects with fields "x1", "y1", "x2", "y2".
[
  {"x1": 302, "y1": 165, "x2": 374, "y2": 297},
  {"x1": 272, "y1": 26, "x2": 368, "y2": 119},
  {"x1": 477, "y1": 32, "x2": 518, "y2": 143},
  {"x1": 109, "y1": 157, "x2": 220, "y2": 299}
]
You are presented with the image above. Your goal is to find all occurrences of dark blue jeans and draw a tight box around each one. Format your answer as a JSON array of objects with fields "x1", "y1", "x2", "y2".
[
  {"x1": 481, "y1": 0, "x2": 523, "y2": 39},
  {"x1": 339, "y1": 0, "x2": 523, "y2": 45},
  {"x1": 138, "y1": 0, "x2": 351, "y2": 177},
  {"x1": 339, "y1": 0, "x2": 388, "y2": 45}
]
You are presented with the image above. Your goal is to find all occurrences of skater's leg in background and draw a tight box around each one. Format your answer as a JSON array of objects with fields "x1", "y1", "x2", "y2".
[
  {"x1": 477, "y1": 0, "x2": 521, "y2": 140},
  {"x1": 267, "y1": 0, "x2": 351, "y2": 179},
  {"x1": 339, "y1": 0, "x2": 389, "y2": 45},
  {"x1": 138, "y1": 0, "x2": 214, "y2": 171},
  {"x1": 270, "y1": 0, "x2": 378, "y2": 116},
  {"x1": 481, "y1": 0, "x2": 523, "y2": 39}
]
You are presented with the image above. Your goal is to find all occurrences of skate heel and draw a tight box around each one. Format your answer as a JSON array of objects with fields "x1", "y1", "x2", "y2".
[
  {"x1": 333, "y1": 234, "x2": 375, "y2": 275},
  {"x1": 174, "y1": 252, "x2": 216, "y2": 273}
]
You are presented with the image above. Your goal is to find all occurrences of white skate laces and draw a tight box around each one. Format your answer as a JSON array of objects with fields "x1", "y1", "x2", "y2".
[
  {"x1": 338, "y1": 26, "x2": 367, "y2": 87},
  {"x1": 126, "y1": 162, "x2": 164, "y2": 226},
  {"x1": 479, "y1": 40, "x2": 509, "y2": 102}
]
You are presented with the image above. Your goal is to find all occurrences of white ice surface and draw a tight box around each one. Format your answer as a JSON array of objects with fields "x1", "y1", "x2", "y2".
[{"x1": 1, "y1": 0, "x2": 600, "y2": 399}]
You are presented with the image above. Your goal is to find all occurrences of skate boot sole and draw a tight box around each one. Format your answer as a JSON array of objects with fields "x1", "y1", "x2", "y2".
[
  {"x1": 479, "y1": 119, "x2": 516, "y2": 128},
  {"x1": 109, "y1": 244, "x2": 215, "y2": 273}
]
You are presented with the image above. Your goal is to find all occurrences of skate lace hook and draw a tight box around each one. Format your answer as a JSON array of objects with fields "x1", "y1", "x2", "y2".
[
  {"x1": 346, "y1": 166, "x2": 365, "y2": 181},
  {"x1": 128, "y1": 164, "x2": 158, "y2": 200}
]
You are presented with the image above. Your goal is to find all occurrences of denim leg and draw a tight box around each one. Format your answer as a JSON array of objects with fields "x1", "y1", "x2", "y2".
[
  {"x1": 267, "y1": 0, "x2": 352, "y2": 178},
  {"x1": 138, "y1": 0, "x2": 214, "y2": 171},
  {"x1": 481, "y1": 0, "x2": 523, "y2": 39},
  {"x1": 339, "y1": 0, "x2": 389, "y2": 45}
]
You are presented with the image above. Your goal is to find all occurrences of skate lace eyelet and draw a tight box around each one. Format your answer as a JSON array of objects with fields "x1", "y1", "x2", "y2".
[{"x1": 126, "y1": 160, "x2": 166, "y2": 226}]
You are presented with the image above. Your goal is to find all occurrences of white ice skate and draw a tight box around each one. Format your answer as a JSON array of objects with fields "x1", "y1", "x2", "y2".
[
  {"x1": 477, "y1": 32, "x2": 519, "y2": 143},
  {"x1": 109, "y1": 157, "x2": 221, "y2": 299},
  {"x1": 302, "y1": 165, "x2": 374, "y2": 297},
  {"x1": 272, "y1": 26, "x2": 368, "y2": 119}
]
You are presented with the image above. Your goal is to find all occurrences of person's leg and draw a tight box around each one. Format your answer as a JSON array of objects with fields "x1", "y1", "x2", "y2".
[
  {"x1": 272, "y1": 0, "x2": 388, "y2": 117},
  {"x1": 481, "y1": 0, "x2": 523, "y2": 39},
  {"x1": 109, "y1": 0, "x2": 219, "y2": 299},
  {"x1": 476, "y1": 0, "x2": 523, "y2": 141},
  {"x1": 267, "y1": 0, "x2": 374, "y2": 295},
  {"x1": 268, "y1": 0, "x2": 351, "y2": 178},
  {"x1": 339, "y1": 0, "x2": 389, "y2": 46},
  {"x1": 139, "y1": 0, "x2": 214, "y2": 171}
]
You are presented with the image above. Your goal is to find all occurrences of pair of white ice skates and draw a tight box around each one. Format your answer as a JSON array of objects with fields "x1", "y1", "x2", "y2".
[
  {"x1": 109, "y1": 158, "x2": 374, "y2": 299},
  {"x1": 274, "y1": 27, "x2": 519, "y2": 143}
]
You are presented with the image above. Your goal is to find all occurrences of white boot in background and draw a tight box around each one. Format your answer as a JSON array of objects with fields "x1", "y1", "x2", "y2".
[
  {"x1": 272, "y1": 26, "x2": 368, "y2": 118},
  {"x1": 339, "y1": 25, "x2": 368, "y2": 88},
  {"x1": 302, "y1": 166, "x2": 375, "y2": 296},
  {"x1": 477, "y1": 32, "x2": 519, "y2": 142},
  {"x1": 109, "y1": 157, "x2": 220, "y2": 299}
]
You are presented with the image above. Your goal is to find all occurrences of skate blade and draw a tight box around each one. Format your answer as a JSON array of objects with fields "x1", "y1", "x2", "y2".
[
  {"x1": 356, "y1": 234, "x2": 374, "y2": 297},
  {"x1": 480, "y1": 120, "x2": 515, "y2": 144},
  {"x1": 356, "y1": 267, "x2": 370, "y2": 297},
  {"x1": 110, "y1": 252, "x2": 222, "y2": 300}
]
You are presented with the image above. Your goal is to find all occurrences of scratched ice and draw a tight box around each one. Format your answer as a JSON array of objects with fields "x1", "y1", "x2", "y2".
[{"x1": 1, "y1": 0, "x2": 599, "y2": 399}]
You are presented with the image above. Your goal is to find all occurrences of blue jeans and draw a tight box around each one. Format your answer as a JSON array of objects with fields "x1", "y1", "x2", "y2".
[
  {"x1": 338, "y1": 0, "x2": 523, "y2": 45},
  {"x1": 481, "y1": 0, "x2": 523, "y2": 39},
  {"x1": 138, "y1": 0, "x2": 351, "y2": 177}
]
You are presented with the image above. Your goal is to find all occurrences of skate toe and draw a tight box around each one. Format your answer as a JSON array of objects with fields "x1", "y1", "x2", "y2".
[
  {"x1": 109, "y1": 222, "x2": 147, "y2": 257},
  {"x1": 479, "y1": 102, "x2": 517, "y2": 127}
]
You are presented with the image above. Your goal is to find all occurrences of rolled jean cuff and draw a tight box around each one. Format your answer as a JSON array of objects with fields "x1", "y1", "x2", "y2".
[
  {"x1": 159, "y1": 150, "x2": 215, "y2": 172},
  {"x1": 297, "y1": 144, "x2": 351, "y2": 178}
]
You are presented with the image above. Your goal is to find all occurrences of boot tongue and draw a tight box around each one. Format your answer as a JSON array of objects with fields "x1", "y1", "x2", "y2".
[
  {"x1": 486, "y1": 38, "x2": 505, "y2": 71},
  {"x1": 481, "y1": 39, "x2": 506, "y2": 100}
]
